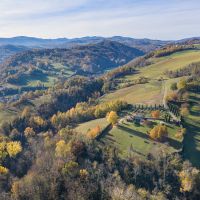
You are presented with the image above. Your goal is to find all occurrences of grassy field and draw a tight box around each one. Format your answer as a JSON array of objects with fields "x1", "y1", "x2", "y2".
[
  {"x1": 101, "y1": 80, "x2": 164, "y2": 105},
  {"x1": 27, "y1": 76, "x2": 57, "y2": 87},
  {"x1": 99, "y1": 121, "x2": 181, "y2": 158},
  {"x1": 183, "y1": 92, "x2": 200, "y2": 167},
  {"x1": 98, "y1": 50, "x2": 200, "y2": 158},
  {"x1": 101, "y1": 50, "x2": 200, "y2": 106},
  {"x1": 124, "y1": 50, "x2": 200, "y2": 81},
  {"x1": 75, "y1": 118, "x2": 109, "y2": 134}
]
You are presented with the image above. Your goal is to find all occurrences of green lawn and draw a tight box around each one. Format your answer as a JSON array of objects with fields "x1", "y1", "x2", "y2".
[
  {"x1": 124, "y1": 49, "x2": 200, "y2": 81},
  {"x1": 183, "y1": 92, "x2": 200, "y2": 167},
  {"x1": 101, "y1": 81, "x2": 164, "y2": 105},
  {"x1": 101, "y1": 50, "x2": 200, "y2": 106},
  {"x1": 99, "y1": 121, "x2": 182, "y2": 158},
  {"x1": 75, "y1": 118, "x2": 109, "y2": 135}
]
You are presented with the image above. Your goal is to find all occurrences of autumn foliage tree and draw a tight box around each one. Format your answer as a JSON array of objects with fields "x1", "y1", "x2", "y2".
[
  {"x1": 55, "y1": 140, "x2": 71, "y2": 158},
  {"x1": 6, "y1": 141, "x2": 22, "y2": 158},
  {"x1": 151, "y1": 110, "x2": 160, "y2": 119},
  {"x1": 165, "y1": 91, "x2": 178, "y2": 102},
  {"x1": 24, "y1": 127, "x2": 36, "y2": 138},
  {"x1": 21, "y1": 106, "x2": 31, "y2": 118},
  {"x1": 106, "y1": 111, "x2": 118, "y2": 126},
  {"x1": 86, "y1": 125, "x2": 101, "y2": 139},
  {"x1": 0, "y1": 166, "x2": 9, "y2": 175},
  {"x1": 179, "y1": 162, "x2": 199, "y2": 193},
  {"x1": 149, "y1": 124, "x2": 168, "y2": 141}
]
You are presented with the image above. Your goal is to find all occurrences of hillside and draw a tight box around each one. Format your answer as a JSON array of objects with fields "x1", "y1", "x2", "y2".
[
  {"x1": 83, "y1": 47, "x2": 200, "y2": 166},
  {"x1": 0, "y1": 41, "x2": 144, "y2": 86},
  {"x1": 0, "y1": 45, "x2": 30, "y2": 63},
  {"x1": 0, "y1": 36, "x2": 199, "y2": 65}
]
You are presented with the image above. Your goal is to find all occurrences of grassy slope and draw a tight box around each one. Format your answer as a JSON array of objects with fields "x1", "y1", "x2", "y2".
[
  {"x1": 183, "y1": 92, "x2": 200, "y2": 167},
  {"x1": 91, "y1": 50, "x2": 200, "y2": 159},
  {"x1": 101, "y1": 81, "x2": 163, "y2": 105},
  {"x1": 99, "y1": 121, "x2": 181, "y2": 158},
  {"x1": 75, "y1": 118, "x2": 109, "y2": 135},
  {"x1": 101, "y1": 50, "x2": 200, "y2": 105},
  {"x1": 126, "y1": 50, "x2": 200, "y2": 80}
]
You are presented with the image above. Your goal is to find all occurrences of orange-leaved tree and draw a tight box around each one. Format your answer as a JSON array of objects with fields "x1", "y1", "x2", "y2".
[
  {"x1": 87, "y1": 125, "x2": 101, "y2": 139},
  {"x1": 151, "y1": 110, "x2": 160, "y2": 119},
  {"x1": 149, "y1": 124, "x2": 168, "y2": 141}
]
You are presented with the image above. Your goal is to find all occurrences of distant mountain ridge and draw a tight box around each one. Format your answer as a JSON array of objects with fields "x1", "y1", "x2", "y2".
[
  {"x1": 0, "y1": 36, "x2": 170, "y2": 51},
  {"x1": 0, "y1": 35, "x2": 199, "y2": 64},
  {"x1": 0, "y1": 36, "x2": 169, "y2": 64}
]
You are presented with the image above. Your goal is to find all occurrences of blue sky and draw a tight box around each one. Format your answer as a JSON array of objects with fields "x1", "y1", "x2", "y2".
[{"x1": 0, "y1": 0, "x2": 200, "y2": 40}]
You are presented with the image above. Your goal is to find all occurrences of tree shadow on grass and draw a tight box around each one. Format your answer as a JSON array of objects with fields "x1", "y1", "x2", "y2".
[
  {"x1": 119, "y1": 125, "x2": 182, "y2": 151},
  {"x1": 183, "y1": 121, "x2": 200, "y2": 168},
  {"x1": 165, "y1": 138, "x2": 182, "y2": 150},
  {"x1": 118, "y1": 125, "x2": 149, "y2": 140}
]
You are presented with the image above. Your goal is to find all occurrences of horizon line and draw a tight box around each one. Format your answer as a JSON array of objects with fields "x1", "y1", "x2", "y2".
[{"x1": 0, "y1": 35, "x2": 200, "y2": 41}]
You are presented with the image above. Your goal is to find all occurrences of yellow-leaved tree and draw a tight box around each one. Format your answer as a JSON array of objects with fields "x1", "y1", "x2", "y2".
[
  {"x1": 106, "y1": 111, "x2": 118, "y2": 126},
  {"x1": 33, "y1": 116, "x2": 46, "y2": 126},
  {"x1": 6, "y1": 141, "x2": 22, "y2": 157},
  {"x1": 179, "y1": 167, "x2": 199, "y2": 192},
  {"x1": 0, "y1": 165, "x2": 9, "y2": 175},
  {"x1": 149, "y1": 124, "x2": 168, "y2": 141},
  {"x1": 180, "y1": 107, "x2": 189, "y2": 116},
  {"x1": 55, "y1": 140, "x2": 71, "y2": 158},
  {"x1": 80, "y1": 169, "x2": 89, "y2": 179}
]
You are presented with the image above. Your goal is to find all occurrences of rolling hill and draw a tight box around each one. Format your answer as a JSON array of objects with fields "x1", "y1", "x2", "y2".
[
  {"x1": 0, "y1": 40, "x2": 144, "y2": 88},
  {"x1": 0, "y1": 44, "x2": 30, "y2": 63},
  {"x1": 0, "y1": 36, "x2": 199, "y2": 65},
  {"x1": 0, "y1": 36, "x2": 170, "y2": 52}
]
